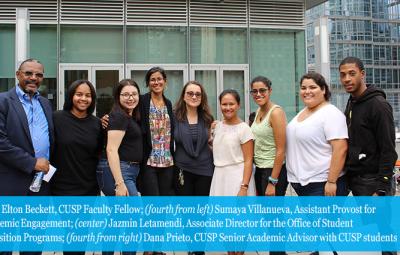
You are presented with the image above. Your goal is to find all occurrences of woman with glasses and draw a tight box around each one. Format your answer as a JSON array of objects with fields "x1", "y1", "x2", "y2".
[
  {"x1": 249, "y1": 76, "x2": 288, "y2": 200},
  {"x1": 97, "y1": 79, "x2": 141, "y2": 255},
  {"x1": 173, "y1": 81, "x2": 214, "y2": 196},
  {"x1": 52, "y1": 80, "x2": 103, "y2": 197},
  {"x1": 97, "y1": 79, "x2": 142, "y2": 199},
  {"x1": 249, "y1": 76, "x2": 288, "y2": 255},
  {"x1": 139, "y1": 66, "x2": 175, "y2": 196}
]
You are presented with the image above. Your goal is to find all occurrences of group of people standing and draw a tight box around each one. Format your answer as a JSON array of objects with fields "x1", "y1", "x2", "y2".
[{"x1": 0, "y1": 56, "x2": 397, "y2": 255}]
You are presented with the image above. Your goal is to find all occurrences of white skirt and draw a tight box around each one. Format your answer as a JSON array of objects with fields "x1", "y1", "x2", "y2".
[{"x1": 209, "y1": 162, "x2": 256, "y2": 196}]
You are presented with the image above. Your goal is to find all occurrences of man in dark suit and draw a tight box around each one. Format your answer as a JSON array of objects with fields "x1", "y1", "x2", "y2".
[{"x1": 0, "y1": 58, "x2": 54, "y2": 196}]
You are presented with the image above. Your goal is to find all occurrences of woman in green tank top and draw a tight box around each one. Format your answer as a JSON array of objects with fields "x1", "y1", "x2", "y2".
[
  {"x1": 250, "y1": 76, "x2": 288, "y2": 199},
  {"x1": 250, "y1": 76, "x2": 288, "y2": 255}
]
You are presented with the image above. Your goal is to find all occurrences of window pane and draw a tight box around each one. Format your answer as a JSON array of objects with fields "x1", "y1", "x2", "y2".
[
  {"x1": 0, "y1": 25, "x2": 15, "y2": 79},
  {"x1": 96, "y1": 70, "x2": 119, "y2": 117},
  {"x1": 250, "y1": 29, "x2": 301, "y2": 121},
  {"x1": 223, "y1": 70, "x2": 245, "y2": 120},
  {"x1": 61, "y1": 25, "x2": 123, "y2": 63},
  {"x1": 127, "y1": 26, "x2": 187, "y2": 64},
  {"x1": 195, "y1": 70, "x2": 218, "y2": 119},
  {"x1": 131, "y1": 70, "x2": 147, "y2": 95},
  {"x1": 163, "y1": 70, "x2": 184, "y2": 106},
  {"x1": 39, "y1": 78, "x2": 57, "y2": 110},
  {"x1": 191, "y1": 27, "x2": 247, "y2": 64},
  {"x1": 31, "y1": 25, "x2": 57, "y2": 77},
  {"x1": 0, "y1": 78, "x2": 15, "y2": 93}
]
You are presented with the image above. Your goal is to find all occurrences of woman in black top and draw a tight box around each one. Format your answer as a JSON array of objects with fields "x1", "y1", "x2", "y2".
[
  {"x1": 174, "y1": 81, "x2": 214, "y2": 195},
  {"x1": 51, "y1": 79, "x2": 102, "y2": 196},
  {"x1": 97, "y1": 79, "x2": 142, "y2": 197}
]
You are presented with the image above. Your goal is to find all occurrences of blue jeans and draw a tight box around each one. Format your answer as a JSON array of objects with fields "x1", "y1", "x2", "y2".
[
  {"x1": 291, "y1": 175, "x2": 348, "y2": 196},
  {"x1": 97, "y1": 158, "x2": 140, "y2": 196}
]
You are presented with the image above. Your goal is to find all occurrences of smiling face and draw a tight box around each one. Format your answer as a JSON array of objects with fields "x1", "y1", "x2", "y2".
[
  {"x1": 72, "y1": 83, "x2": 92, "y2": 114},
  {"x1": 184, "y1": 84, "x2": 202, "y2": 109},
  {"x1": 16, "y1": 61, "x2": 44, "y2": 96},
  {"x1": 120, "y1": 85, "x2": 139, "y2": 114},
  {"x1": 149, "y1": 71, "x2": 166, "y2": 95},
  {"x1": 339, "y1": 63, "x2": 367, "y2": 97},
  {"x1": 300, "y1": 78, "x2": 326, "y2": 109},
  {"x1": 220, "y1": 93, "x2": 240, "y2": 121},
  {"x1": 250, "y1": 81, "x2": 271, "y2": 107}
]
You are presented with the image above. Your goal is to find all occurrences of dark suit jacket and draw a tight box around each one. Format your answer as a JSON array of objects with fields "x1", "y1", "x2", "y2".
[
  {"x1": 0, "y1": 87, "x2": 54, "y2": 195},
  {"x1": 139, "y1": 92, "x2": 175, "y2": 162}
]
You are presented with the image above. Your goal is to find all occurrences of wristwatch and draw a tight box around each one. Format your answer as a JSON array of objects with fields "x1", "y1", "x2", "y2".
[{"x1": 376, "y1": 190, "x2": 386, "y2": 196}]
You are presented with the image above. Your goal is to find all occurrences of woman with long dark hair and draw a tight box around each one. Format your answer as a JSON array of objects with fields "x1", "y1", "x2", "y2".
[
  {"x1": 97, "y1": 79, "x2": 142, "y2": 198},
  {"x1": 174, "y1": 80, "x2": 214, "y2": 196},
  {"x1": 139, "y1": 66, "x2": 175, "y2": 196}
]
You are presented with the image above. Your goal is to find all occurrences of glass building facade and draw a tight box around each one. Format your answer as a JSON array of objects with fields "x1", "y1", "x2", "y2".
[
  {"x1": 0, "y1": 0, "x2": 309, "y2": 121},
  {"x1": 306, "y1": 0, "x2": 400, "y2": 128}
]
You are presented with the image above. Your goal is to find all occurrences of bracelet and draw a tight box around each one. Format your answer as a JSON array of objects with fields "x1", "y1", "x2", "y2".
[
  {"x1": 327, "y1": 180, "x2": 336, "y2": 184},
  {"x1": 240, "y1": 183, "x2": 249, "y2": 190},
  {"x1": 268, "y1": 176, "x2": 278, "y2": 186}
]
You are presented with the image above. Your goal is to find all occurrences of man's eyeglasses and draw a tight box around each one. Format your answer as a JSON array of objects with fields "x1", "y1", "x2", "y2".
[
  {"x1": 120, "y1": 93, "x2": 137, "y2": 99},
  {"x1": 20, "y1": 71, "x2": 44, "y2": 78},
  {"x1": 250, "y1": 88, "x2": 269, "y2": 96},
  {"x1": 186, "y1": 91, "x2": 202, "y2": 98}
]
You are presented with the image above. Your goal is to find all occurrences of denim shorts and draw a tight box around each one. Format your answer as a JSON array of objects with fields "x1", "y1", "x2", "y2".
[{"x1": 96, "y1": 158, "x2": 140, "y2": 196}]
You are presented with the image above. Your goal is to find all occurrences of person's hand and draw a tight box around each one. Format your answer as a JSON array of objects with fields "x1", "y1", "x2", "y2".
[
  {"x1": 210, "y1": 120, "x2": 218, "y2": 130},
  {"x1": 237, "y1": 188, "x2": 247, "y2": 196},
  {"x1": 34, "y1": 158, "x2": 49, "y2": 174},
  {"x1": 115, "y1": 183, "x2": 129, "y2": 196},
  {"x1": 208, "y1": 120, "x2": 219, "y2": 149},
  {"x1": 101, "y1": 114, "x2": 110, "y2": 129},
  {"x1": 265, "y1": 183, "x2": 276, "y2": 196},
  {"x1": 324, "y1": 182, "x2": 337, "y2": 196}
]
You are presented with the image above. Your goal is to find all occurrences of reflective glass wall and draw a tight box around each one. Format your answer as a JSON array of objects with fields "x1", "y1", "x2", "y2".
[
  {"x1": 307, "y1": 0, "x2": 400, "y2": 127},
  {"x1": 0, "y1": 4, "x2": 306, "y2": 121}
]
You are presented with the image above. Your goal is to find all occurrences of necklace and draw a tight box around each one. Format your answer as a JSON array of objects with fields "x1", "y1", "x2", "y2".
[
  {"x1": 257, "y1": 103, "x2": 272, "y2": 122},
  {"x1": 151, "y1": 96, "x2": 165, "y2": 109}
]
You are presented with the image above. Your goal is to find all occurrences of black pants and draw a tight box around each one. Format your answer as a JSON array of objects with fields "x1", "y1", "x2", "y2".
[
  {"x1": 63, "y1": 252, "x2": 85, "y2": 255},
  {"x1": 140, "y1": 165, "x2": 175, "y2": 196},
  {"x1": 348, "y1": 173, "x2": 393, "y2": 196},
  {"x1": 348, "y1": 173, "x2": 397, "y2": 255},
  {"x1": 254, "y1": 166, "x2": 288, "y2": 255},
  {"x1": 254, "y1": 165, "x2": 288, "y2": 196},
  {"x1": 175, "y1": 169, "x2": 212, "y2": 196}
]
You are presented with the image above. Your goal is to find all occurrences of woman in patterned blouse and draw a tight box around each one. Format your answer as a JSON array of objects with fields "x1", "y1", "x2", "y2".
[{"x1": 139, "y1": 66, "x2": 175, "y2": 196}]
